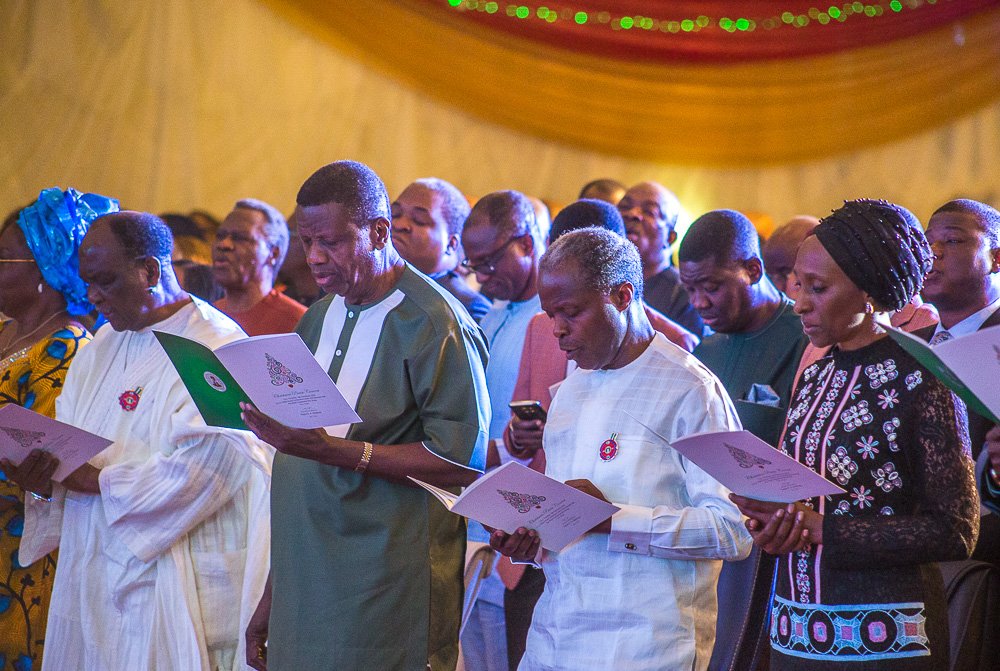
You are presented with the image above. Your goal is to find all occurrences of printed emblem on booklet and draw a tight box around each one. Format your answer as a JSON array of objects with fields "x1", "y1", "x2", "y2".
[{"x1": 204, "y1": 371, "x2": 227, "y2": 392}]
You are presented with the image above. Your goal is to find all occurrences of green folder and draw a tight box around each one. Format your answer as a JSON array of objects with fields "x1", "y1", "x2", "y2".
[
  {"x1": 886, "y1": 327, "x2": 999, "y2": 425},
  {"x1": 154, "y1": 331, "x2": 251, "y2": 429}
]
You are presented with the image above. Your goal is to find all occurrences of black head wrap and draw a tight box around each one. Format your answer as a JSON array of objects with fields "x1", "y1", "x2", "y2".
[{"x1": 814, "y1": 199, "x2": 932, "y2": 312}]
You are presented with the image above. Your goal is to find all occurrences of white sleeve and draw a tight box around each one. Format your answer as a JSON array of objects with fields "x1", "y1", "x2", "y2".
[
  {"x1": 19, "y1": 484, "x2": 66, "y2": 565},
  {"x1": 607, "y1": 464, "x2": 751, "y2": 561},
  {"x1": 98, "y1": 381, "x2": 263, "y2": 564},
  {"x1": 19, "y1": 362, "x2": 84, "y2": 565},
  {"x1": 607, "y1": 378, "x2": 753, "y2": 561}
]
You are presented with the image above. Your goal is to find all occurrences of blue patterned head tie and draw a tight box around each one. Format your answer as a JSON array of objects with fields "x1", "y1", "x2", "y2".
[{"x1": 17, "y1": 187, "x2": 120, "y2": 315}]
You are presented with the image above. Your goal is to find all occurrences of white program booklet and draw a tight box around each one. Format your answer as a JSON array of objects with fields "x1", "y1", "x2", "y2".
[
  {"x1": 0, "y1": 404, "x2": 113, "y2": 482},
  {"x1": 625, "y1": 412, "x2": 845, "y2": 503},
  {"x1": 410, "y1": 461, "x2": 620, "y2": 552}
]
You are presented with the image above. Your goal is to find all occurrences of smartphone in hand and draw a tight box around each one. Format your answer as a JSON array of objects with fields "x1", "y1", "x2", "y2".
[{"x1": 509, "y1": 400, "x2": 547, "y2": 423}]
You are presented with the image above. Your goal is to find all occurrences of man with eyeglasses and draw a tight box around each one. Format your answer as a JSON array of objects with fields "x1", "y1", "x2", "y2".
[
  {"x1": 459, "y1": 189, "x2": 544, "y2": 670},
  {"x1": 618, "y1": 181, "x2": 706, "y2": 337}
]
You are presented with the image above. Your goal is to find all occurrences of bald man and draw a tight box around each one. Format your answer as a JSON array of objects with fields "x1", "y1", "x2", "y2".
[
  {"x1": 762, "y1": 216, "x2": 818, "y2": 300},
  {"x1": 618, "y1": 181, "x2": 706, "y2": 336}
]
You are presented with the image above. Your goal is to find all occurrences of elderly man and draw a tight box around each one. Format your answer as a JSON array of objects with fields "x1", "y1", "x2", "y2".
[
  {"x1": 492, "y1": 227, "x2": 751, "y2": 671},
  {"x1": 391, "y1": 178, "x2": 490, "y2": 321},
  {"x1": 917, "y1": 198, "x2": 1000, "y2": 566},
  {"x1": 7, "y1": 211, "x2": 271, "y2": 670},
  {"x1": 212, "y1": 198, "x2": 305, "y2": 334},
  {"x1": 242, "y1": 161, "x2": 490, "y2": 671},
  {"x1": 617, "y1": 181, "x2": 706, "y2": 337}
]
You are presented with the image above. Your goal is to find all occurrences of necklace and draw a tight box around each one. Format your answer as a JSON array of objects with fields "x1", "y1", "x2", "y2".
[{"x1": 0, "y1": 310, "x2": 68, "y2": 360}]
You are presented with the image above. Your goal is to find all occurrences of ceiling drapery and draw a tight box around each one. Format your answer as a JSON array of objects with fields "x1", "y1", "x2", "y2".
[
  {"x1": 264, "y1": 0, "x2": 1000, "y2": 165},
  {"x1": 429, "y1": 0, "x2": 998, "y2": 62}
]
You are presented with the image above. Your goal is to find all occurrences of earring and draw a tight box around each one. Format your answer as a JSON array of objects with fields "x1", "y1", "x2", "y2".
[
  {"x1": 37, "y1": 282, "x2": 43, "y2": 294},
  {"x1": 864, "y1": 302, "x2": 874, "y2": 315},
  {"x1": 147, "y1": 286, "x2": 155, "y2": 295}
]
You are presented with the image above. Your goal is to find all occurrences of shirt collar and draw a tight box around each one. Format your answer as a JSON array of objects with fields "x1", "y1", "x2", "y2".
[{"x1": 933, "y1": 295, "x2": 1000, "y2": 339}]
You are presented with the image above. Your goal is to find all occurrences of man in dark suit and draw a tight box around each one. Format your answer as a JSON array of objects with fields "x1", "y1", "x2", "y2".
[{"x1": 918, "y1": 198, "x2": 1000, "y2": 566}]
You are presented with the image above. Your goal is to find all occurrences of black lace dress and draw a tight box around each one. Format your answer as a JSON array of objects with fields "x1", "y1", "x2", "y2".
[{"x1": 770, "y1": 336, "x2": 979, "y2": 670}]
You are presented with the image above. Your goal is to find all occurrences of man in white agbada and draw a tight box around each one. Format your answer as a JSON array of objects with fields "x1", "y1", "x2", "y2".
[
  {"x1": 491, "y1": 228, "x2": 752, "y2": 671},
  {"x1": 5, "y1": 212, "x2": 271, "y2": 671}
]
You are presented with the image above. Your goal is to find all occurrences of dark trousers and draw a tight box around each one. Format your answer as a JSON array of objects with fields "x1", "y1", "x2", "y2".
[{"x1": 504, "y1": 566, "x2": 545, "y2": 671}]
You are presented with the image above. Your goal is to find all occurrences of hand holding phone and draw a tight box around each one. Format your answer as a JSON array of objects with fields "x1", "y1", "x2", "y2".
[
  {"x1": 508, "y1": 401, "x2": 546, "y2": 458},
  {"x1": 509, "y1": 400, "x2": 547, "y2": 422}
]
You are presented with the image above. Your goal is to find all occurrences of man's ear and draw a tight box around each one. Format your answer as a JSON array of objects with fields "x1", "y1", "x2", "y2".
[
  {"x1": 371, "y1": 217, "x2": 392, "y2": 250},
  {"x1": 744, "y1": 257, "x2": 764, "y2": 284},
  {"x1": 445, "y1": 234, "x2": 460, "y2": 257},
  {"x1": 610, "y1": 281, "x2": 635, "y2": 312},
  {"x1": 143, "y1": 256, "x2": 162, "y2": 289},
  {"x1": 666, "y1": 229, "x2": 678, "y2": 247},
  {"x1": 990, "y1": 246, "x2": 1000, "y2": 273},
  {"x1": 516, "y1": 232, "x2": 535, "y2": 257}
]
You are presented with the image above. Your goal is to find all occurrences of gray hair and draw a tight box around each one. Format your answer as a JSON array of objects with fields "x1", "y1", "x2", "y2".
[
  {"x1": 412, "y1": 178, "x2": 471, "y2": 237},
  {"x1": 540, "y1": 227, "x2": 643, "y2": 301},
  {"x1": 235, "y1": 198, "x2": 290, "y2": 270}
]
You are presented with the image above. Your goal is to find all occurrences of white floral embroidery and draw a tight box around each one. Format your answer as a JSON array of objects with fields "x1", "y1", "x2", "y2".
[
  {"x1": 882, "y1": 417, "x2": 901, "y2": 452},
  {"x1": 873, "y1": 462, "x2": 902, "y2": 492},
  {"x1": 864, "y1": 360, "x2": 898, "y2": 389},
  {"x1": 905, "y1": 370, "x2": 922, "y2": 391},
  {"x1": 840, "y1": 401, "x2": 873, "y2": 431},
  {"x1": 827, "y1": 446, "x2": 859, "y2": 484}
]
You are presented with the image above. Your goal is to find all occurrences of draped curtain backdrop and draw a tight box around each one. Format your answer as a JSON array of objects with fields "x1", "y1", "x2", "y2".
[{"x1": 2, "y1": 0, "x2": 999, "y2": 227}]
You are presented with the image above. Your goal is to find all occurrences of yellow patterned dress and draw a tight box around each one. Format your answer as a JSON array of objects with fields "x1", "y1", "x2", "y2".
[{"x1": 0, "y1": 321, "x2": 90, "y2": 671}]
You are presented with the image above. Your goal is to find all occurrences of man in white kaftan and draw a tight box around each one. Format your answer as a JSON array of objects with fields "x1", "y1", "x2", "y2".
[
  {"x1": 526, "y1": 333, "x2": 749, "y2": 671},
  {"x1": 490, "y1": 227, "x2": 752, "y2": 671},
  {"x1": 15, "y1": 213, "x2": 271, "y2": 671}
]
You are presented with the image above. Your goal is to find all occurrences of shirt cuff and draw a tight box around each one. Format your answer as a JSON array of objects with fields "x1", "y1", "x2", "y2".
[
  {"x1": 510, "y1": 547, "x2": 545, "y2": 568},
  {"x1": 608, "y1": 503, "x2": 652, "y2": 555}
]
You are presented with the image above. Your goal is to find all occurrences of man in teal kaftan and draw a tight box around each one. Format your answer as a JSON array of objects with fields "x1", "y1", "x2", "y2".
[{"x1": 242, "y1": 161, "x2": 490, "y2": 671}]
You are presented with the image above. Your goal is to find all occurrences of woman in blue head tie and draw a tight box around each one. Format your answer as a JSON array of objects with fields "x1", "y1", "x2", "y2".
[{"x1": 0, "y1": 187, "x2": 118, "y2": 670}]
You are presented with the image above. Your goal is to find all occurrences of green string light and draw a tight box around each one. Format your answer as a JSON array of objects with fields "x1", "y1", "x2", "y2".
[{"x1": 450, "y1": 0, "x2": 949, "y2": 33}]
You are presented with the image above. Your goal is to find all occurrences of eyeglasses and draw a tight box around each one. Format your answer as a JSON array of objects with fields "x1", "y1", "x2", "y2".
[
  {"x1": 618, "y1": 200, "x2": 665, "y2": 222},
  {"x1": 461, "y1": 233, "x2": 528, "y2": 276}
]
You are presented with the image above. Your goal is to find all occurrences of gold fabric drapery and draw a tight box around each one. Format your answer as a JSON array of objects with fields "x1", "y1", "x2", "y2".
[{"x1": 264, "y1": 0, "x2": 1000, "y2": 166}]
